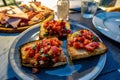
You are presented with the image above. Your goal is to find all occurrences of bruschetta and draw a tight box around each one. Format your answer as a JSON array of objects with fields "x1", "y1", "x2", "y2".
[
  {"x1": 39, "y1": 20, "x2": 71, "y2": 39},
  {"x1": 20, "y1": 38, "x2": 66, "y2": 68},
  {"x1": 67, "y1": 29, "x2": 107, "y2": 60}
]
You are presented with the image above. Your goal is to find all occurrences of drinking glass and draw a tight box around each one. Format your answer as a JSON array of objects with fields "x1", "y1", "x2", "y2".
[
  {"x1": 81, "y1": 0, "x2": 98, "y2": 18},
  {"x1": 56, "y1": 0, "x2": 69, "y2": 21}
]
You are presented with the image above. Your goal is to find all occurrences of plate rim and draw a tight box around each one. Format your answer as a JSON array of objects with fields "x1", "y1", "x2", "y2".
[
  {"x1": 92, "y1": 12, "x2": 120, "y2": 43},
  {"x1": 9, "y1": 21, "x2": 106, "y2": 80}
]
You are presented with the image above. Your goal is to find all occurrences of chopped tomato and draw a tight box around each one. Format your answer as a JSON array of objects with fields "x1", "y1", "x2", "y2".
[
  {"x1": 75, "y1": 36, "x2": 84, "y2": 42},
  {"x1": 51, "y1": 46, "x2": 58, "y2": 54},
  {"x1": 89, "y1": 42, "x2": 99, "y2": 48},
  {"x1": 40, "y1": 54, "x2": 49, "y2": 61},
  {"x1": 53, "y1": 25, "x2": 61, "y2": 31},
  {"x1": 82, "y1": 30, "x2": 93, "y2": 40},
  {"x1": 43, "y1": 20, "x2": 69, "y2": 37},
  {"x1": 58, "y1": 31, "x2": 63, "y2": 36},
  {"x1": 52, "y1": 57, "x2": 59, "y2": 62},
  {"x1": 34, "y1": 53, "x2": 40, "y2": 60},
  {"x1": 28, "y1": 49, "x2": 35, "y2": 57},
  {"x1": 66, "y1": 30, "x2": 71, "y2": 34},
  {"x1": 50, "y1": 39, "x2": 61, "y2": 46},
  {"x1": 43, "y1": 46, "x2": 51, "y2": 54},
  {"x1": 73, "y1": 42, "x2": 80, "y2": 49},
  {"x1": 42, "y1": 39, "x2": 50, "y2": 47},
  {"x1": 51, "y1": 20, "x2": 56, "y2": 24},
  {"x1": 35, "y1": 43, "x2": 41, "y2": 53},
  {"x1": 83, "y1": 39, "x2": 91, "y2": 45},
  {"x1": 43, "y1": 23, "x2": 47, "y2": 28},
  {"x1": 68, "y1": 40, "x2": 74, "y2": 46},
  {"x1": 85, "y1": 44, "x2": 94, "y2": 51},
  {"x1": 85, "y1": 42, "x2": 99, "y2": 51},
  {"x1": 51, "y1": 46, "x2": 61, "y2": 56},
  {"x1": 79, "y1": 30, "x2": 84, "y2": 34},
  {"x1": 25, "y1": 47, "x2": 31, "y2": 51}
]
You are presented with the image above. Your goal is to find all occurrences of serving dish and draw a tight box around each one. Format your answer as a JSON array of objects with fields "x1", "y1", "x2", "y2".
[
  {"x1": 93, "y1": 12, "x2": 120, "y2": 43},
  {"x1": 0, "y1": 3, "x2": 54, "y2": 33},
  {"x1": 9, "y1": 21, "x2": 106, "y2": 80}
]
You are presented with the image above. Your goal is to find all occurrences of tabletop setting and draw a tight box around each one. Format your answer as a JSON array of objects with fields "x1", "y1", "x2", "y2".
[{"x1": 0, "y1": 0, "x2": 120, "y2": 80}]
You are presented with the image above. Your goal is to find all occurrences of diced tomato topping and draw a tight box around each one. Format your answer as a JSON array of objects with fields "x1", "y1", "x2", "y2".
[
  {"x1": 34, "y1": 53, "x2": 40, "y2": 60},
  {"x1": 43, "y1": 46, "x2": 51, "y2": 54},
  {"x1": 50, "y1": 38, "x2": 61, "y2": 47},
  {"x1": 42, "y1": 39, "x2": 50, "y2": 47},
  {"x1": 43, "y1": 20, "x2": 70, "y2": 37},
  {"x1": 25, "y1": 38, "x2": 63, "y2": 63},
  {"x1": 66, "y1": 30, "x2": 71, "y2": 34},
  {"x1": 36, "y1": 43, "x2": 41, "y2": 50},
  {"x1": 73, "y1": 37, "x2": 78, "y2": 42},
  {"x1": 83, "y1": 39, "x2": 91, "y2": 45},
  {"x1": 80, "y1": 30, "x2": 84, "y2": 34},
  {"x1": 41, "y1": 56, "x2": 46, "y2": 61},
  {"x1": 75, "y1": 36, "x2": 84, "y2": 42},
  {"x1": 73, "y1": 42, "x2": 80, "y2": 49},
  {"x1": 28, "y1": 49, "x2": 35, "y2": 57},
  {"x1": 85, "y1": 42, "x2": 99, "y2": 51},
  {"x1": 25, "y1": 47, "x2": 31, "y2": 51},
  {"x1": 68, "y1": 40, "x2": 74, "y2": 46},
  {"x1": 44, "y1": 22, "x2": 49, "y2": 28},
  {"x1": 53, "y1": 57, "x2": 59, "y2": 62},
  {"x1": 51, "y1": 20, "x2": 56, "y2": 24},
  {"x1": 53, "y1": 25, "x2": 61, "y2": 31},
  {"x1": 51, "y1": 46, "x2": 58, "y2": 54},
  {"x1": 85, "y1": 44, "x2": 94, "y2": 51},
  {"x1": 51, "y1": 46, "x2": 61, "y2": 56},
  {"x1": 50, "y1": 40, "x2": 58, "y2": 46},
  {"x1": 73, "y1": 42, "x2": 83, "y2": 49},
  {"x1": 89, "y1": 42, "x2": 99, "y2": 49}
]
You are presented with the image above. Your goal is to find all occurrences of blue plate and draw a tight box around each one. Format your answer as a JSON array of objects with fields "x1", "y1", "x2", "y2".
[
  {"x1": 93, "y1": 12, "x2": 120, "y2": 43},
  {"x1": 9, "y1": 21, "x2": 106, "y2": 80}
]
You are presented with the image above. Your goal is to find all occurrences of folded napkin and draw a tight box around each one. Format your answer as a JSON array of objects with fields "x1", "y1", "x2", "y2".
[{"x1": 105, "y1": 6, "x2": 120, "y2": 12}]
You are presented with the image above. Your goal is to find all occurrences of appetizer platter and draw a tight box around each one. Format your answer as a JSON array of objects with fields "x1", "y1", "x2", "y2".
[
  {"x1": 0, "y1": 2, "x2": 54, "y2": 33},
  {"x1": 9, "y1": 20, "x2": 107, "y2": 80}
]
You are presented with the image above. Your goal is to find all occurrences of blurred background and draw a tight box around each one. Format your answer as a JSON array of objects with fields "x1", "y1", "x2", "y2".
[{"x1": 0, "y1": 0, "x2": 119, "y2": 7}]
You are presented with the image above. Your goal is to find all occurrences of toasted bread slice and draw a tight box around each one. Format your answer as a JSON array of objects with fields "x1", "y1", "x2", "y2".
[
  {"x1": 39, "y1": 20, "x2": 70, "y2": 39},
  {"x1": 67, "y1": 30, "x2": 107, "y2": 60},
  {"x1": 20, "y1": 38, "x2": 66, "y2": 68}
]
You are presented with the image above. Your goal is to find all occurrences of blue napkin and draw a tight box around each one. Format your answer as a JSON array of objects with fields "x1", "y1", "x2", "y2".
[
  {"x1": 100, "y1": 51, "x2": 120, "y2": 74},
  {"x1": 96, "y1": 70, "x2": 120, "y2": 80}
]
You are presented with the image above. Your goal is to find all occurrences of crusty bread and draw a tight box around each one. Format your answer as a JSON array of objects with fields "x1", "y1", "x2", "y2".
[
  {"x1": 39, "y1": 21, "x2": 70, "y2": 39},
  {"x1": 67, "y1": 31, "x2": 107, "y2": 60},
  {"x1": 20, "y1": 40, "x2": 66, "y2": 68}
]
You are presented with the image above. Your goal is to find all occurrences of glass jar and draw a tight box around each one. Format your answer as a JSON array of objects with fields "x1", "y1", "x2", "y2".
[{"x1": 57, "y1": 0, "x2": 69, "y2": 21}]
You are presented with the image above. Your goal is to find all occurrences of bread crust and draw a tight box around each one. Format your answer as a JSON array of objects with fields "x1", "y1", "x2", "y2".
[{"x1": 67, "y1": 31, "x2": 107, "y2": 60}]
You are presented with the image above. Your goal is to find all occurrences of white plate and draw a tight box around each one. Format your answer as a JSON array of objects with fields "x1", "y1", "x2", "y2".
[
  {"x1": 9, "y1": 21, "x2": 106, "y2": 80},
  {"x1": 93, "y1": 12, "x2": 120, "y2": 43}
]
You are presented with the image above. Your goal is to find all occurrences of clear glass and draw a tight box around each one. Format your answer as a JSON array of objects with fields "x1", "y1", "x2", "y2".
[
  {"x1": 81, "y1": 0, "x2": 98, "y2": 18},
  {"x1": 57, "y1": 0, "x2": 69, "y2": 21}
]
